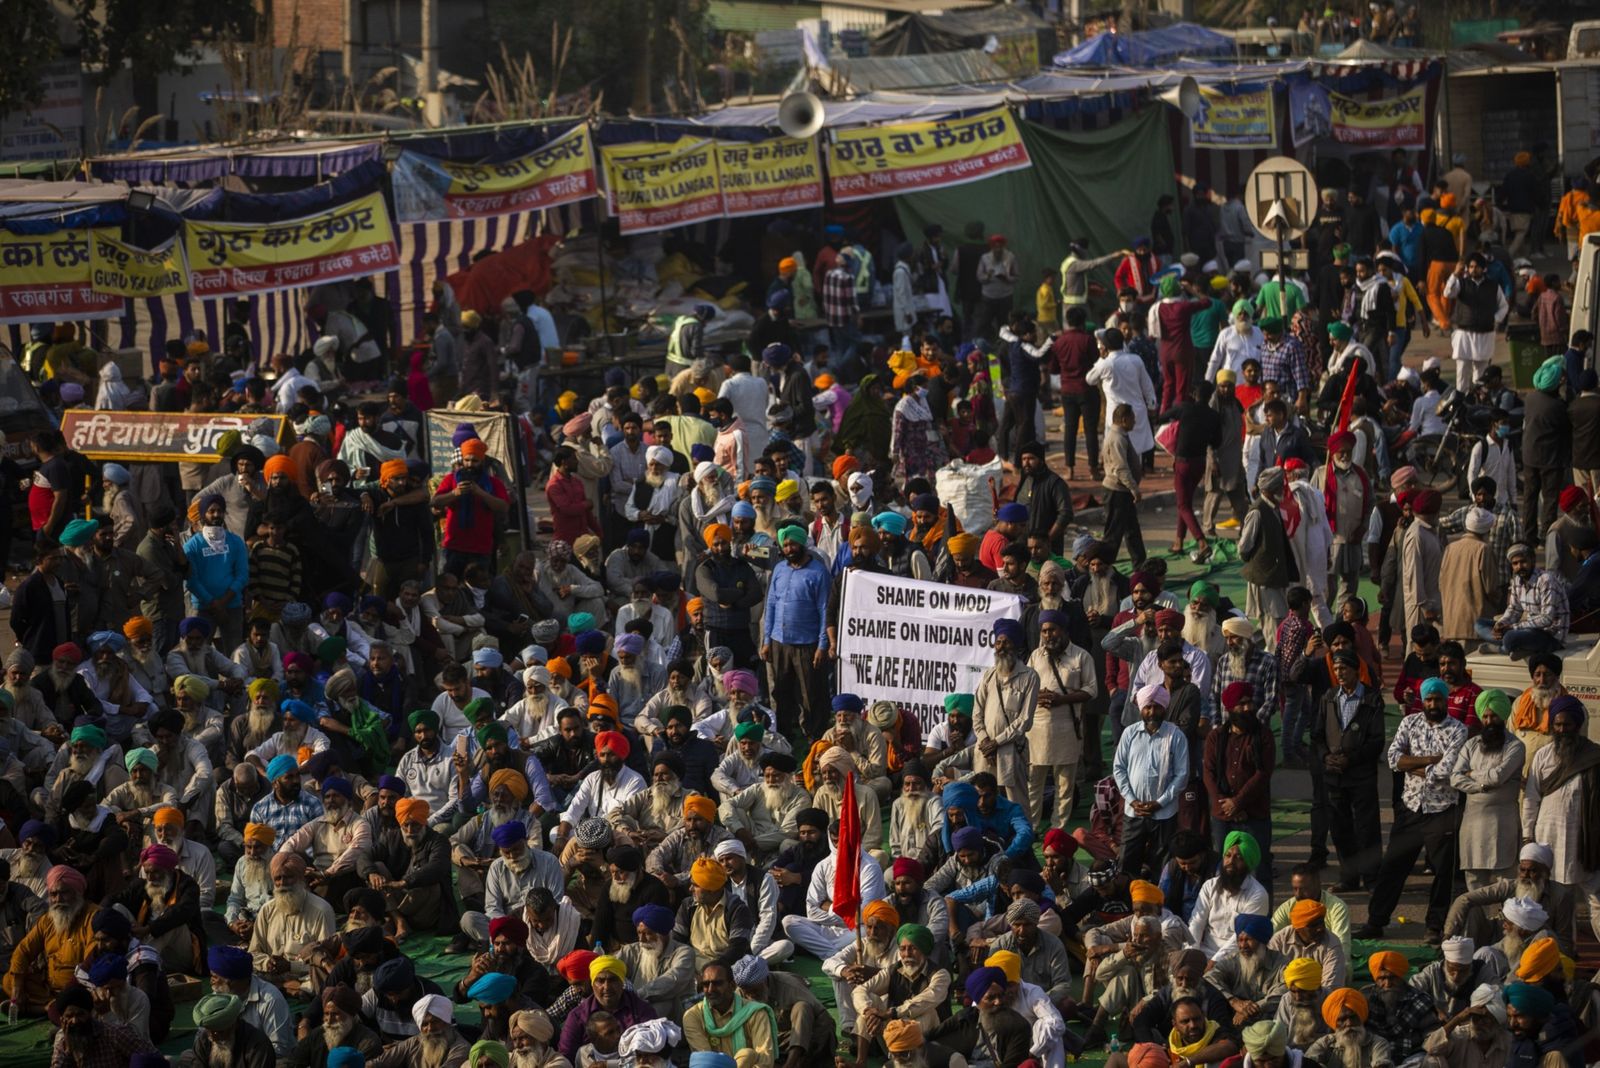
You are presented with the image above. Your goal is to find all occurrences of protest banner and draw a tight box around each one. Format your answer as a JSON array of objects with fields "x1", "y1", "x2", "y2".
[
  {"x1": 61, "y1": 410, "x2": 290, "y2": 463},
  {"x1": 716, "y1": 136, "x2": 824, "y2": 217},
  {"x1": 183, "y1": 190, "x2": 400, "y2": 299},
  {"x1": 392, "y1": 124, "x2": 599, "y2": 222},
  {"x1": 88, "y1": 231, "x2": 190, "y2": 297},
  {"x1": 1190, "y1": 86, "x2": 1277, "y2": 149},
  {"x1": 837, "y1": 569, "x2": 1024, "y2": 734},
  {"x1": 1327, "y1": 85, "x2": 1427, "y2": 149},
  {"x1": 0, "y1": 228, "x2": 123, "y2": 323},
  {"x1": 601, "y1": 138, "x2": 725, "y2": 235},
  {"x1": 825, "y1": 106, "x2": 1032, "y2": 203}
]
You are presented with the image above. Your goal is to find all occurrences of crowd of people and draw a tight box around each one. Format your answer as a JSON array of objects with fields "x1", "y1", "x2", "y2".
[{"x1": 3, "y1": 140, "x2": 1600, "y2": 1068}]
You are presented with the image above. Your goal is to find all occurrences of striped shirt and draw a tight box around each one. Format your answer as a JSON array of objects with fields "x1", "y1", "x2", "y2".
[
  {"x1": 247, "y1": 542, "x2": 301, "y2": 608},
  {"x1": 249, "y1": 788, "x2": 324, "y2": 841},
  {"x1": 1496, "y1": 567, "x2": 1570, "y2": 641}
]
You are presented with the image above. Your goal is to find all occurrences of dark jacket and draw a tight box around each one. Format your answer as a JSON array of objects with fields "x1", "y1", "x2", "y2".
[
  {"x1": 1523, "y1": 386, "x2": 1572, "y2": 470},
  {"x1": 1310, "y1": 683, "x2": 1387, "y2": 782},
  {"x1": 10, "y1": 570, "x2": 73, "y2": 664},
  {"x1": 693, "y1": 552, "x2": 764, "y2": 630},
  {"x1": 399, "y1": 827, "x2": 458, "y2": 932},
  {"x1": 592, "y1": 870, "x2": 674, "y2": 949},
  {"x1": 1013, "y1": 470, "x2": 1073, "y2": 539},
  {"x1": 286, "y1": 1020, "x2": 385, "y2": 1068},
  {"x1": 928, "y1": 1006, "x2": 1035, "y2": 1068},
  {"x1": 194, "y1": 1019, "x2": 279, "y2": 1068}
]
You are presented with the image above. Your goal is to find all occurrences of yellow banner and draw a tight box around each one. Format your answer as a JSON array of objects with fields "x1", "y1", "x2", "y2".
[
  {"x1": 0, "y1": 228, "x2": 122, "y2": 322},
  {"x1": 393, "y1": 125, "x2": 599, "y2": 221},
  {"x1": 1328, "y1": 85, "x2": 1427, "y2": 148},
  {"x1": 183, "y1": 190, "x2": 400, "y2": 299},
  {"x1": 826, "y1": 106, "x2": 1032, "y2": 203},
  {"x1": 89, "y1": 231, "x2": 189, "y2": 297},
  {"x1": 601, "y1": 138, "x2": 725, "y2": 235},
  {"x1": 716, "y1": 136, "x2": 824, "y2": 217}
]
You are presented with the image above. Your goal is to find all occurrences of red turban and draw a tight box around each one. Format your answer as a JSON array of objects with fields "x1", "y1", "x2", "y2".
[
  {"x1": 595, "y1": 730, "x2": 631, "y2": 759},
  {"x1": 1154, "y1": 609, "x2": 1184, "y2": 629},
  {"x1": 1042, "y1": 828, "x2": 1072, "y2": 853},
  {"x1": 1560, "y1": 485, "x2": 1591, "y2": 513},
  {"x1": 489, "y1": 916, "x2": 530, "y2": 944},
  {"x1": 1410, "y1": 488, "x2": 1441, "y2": 515},
  {"x1": 891, "y1": 857, "x2": 925, "y2": 882},
  {"x1": 558, "y1": 950, "x2": 599, "y2": 981},
  {"x1": 1221, "y1": 682, "x2": 1255, "y2": 710},
  {"x1": 52, "y1": 643, "x2": 83, "y2": 663},
  {"x1": 139, "y1": 844, "x2": 179, "y2": 870},
  {"x1": 1327, "y1": 430, "x2": 1356, "y2": 453}
]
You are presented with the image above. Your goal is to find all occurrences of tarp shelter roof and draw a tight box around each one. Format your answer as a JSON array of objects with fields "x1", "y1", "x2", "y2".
[
  {"x1": 1053, "y1": 21, "x2": 1236, "y2": 68},
  {"x1": 820, "y1": 50, "x2": 1010, "y2": 92},
  {"x1": 871, "y1": 5, "x2": 1049, "y2": 56}
]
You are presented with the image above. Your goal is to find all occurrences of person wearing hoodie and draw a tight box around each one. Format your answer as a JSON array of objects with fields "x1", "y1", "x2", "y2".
[{"x1": 183, "y1": 493, "x2": 249, "y2": 652}]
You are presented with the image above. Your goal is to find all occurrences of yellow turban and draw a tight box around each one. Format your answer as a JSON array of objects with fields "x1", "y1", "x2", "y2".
[
  {"x1": 589, "y1": 955, "x2": 626, "y2": 981},
  {"x1": 947, "y1": 532, "x2": 980, "y2": 555},
  {"x1": 887, "y1": 350, "x2": 917, "y2": 376},
  {"x1": 691, "y1": 858, "x2": 728, "y2": 891},
  {"x1": 693, "y1": 387, "x2": 717, "y2": 407},
  {"x1": 1367, "y1": 951, "x2": 1409, "y2": 980},
  {"x1": 1321, "y1": 988, "x2": 1369, "y2": 1030},
  {"x1": 863, "y1": 900, "x2": 901, "y2": 928},
  {"x1": 1290, "y1": 899, "x2": 1327, "y2": 928},
  {"x1": 985, "y1": 950, "x2": 1022, "y2": 984},
  {"x1": 1129, "y1": 880, "x2": 1164, "y2": 906},
  {"x1": 173, "y1": 674, "x2": 210, "y2": 699},
  {"x1": 243, "y1": 823, "x2": 276, "y2": 846},
  {"x1": 248, "y1": 677, "x2": 279, "y2": 703},
  {"x1": 774, "y1": 479, "x2": 799, "y2": 503},
  {"x1": 1284, "y1": 957, "x2": 1323, "y2": 991},
  {"x1": 1518, "y1": 937, "x2": 1560, "y2": 982},
  {"x1": 882, "y1": 1020, "x2": 924, "y2": 1053},
  {"x1": 683, "y1": 795, "x2": 717, "y2": 822}
]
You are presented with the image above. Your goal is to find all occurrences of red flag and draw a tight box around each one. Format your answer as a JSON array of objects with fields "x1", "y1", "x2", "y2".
[
  {"x1": 1334, "y1": 362, "x2": 1360, "y2": 433},
  {"x1": 832, "y1": 771, "x2": 863, "y2": 929}
]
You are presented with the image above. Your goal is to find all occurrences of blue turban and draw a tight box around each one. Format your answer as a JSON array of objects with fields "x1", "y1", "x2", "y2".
[
  {"x1": 467, "y1": 972, "x2": 518, "y2": 1004},
  {"x1": 996, "y1": 502, "x2": 1028, "y2": 523},
  {"x1": 731, "y1": 954, "x2": 769, "y2": 987},
  {"x1": 690, "y1": 444, "x2": 714, "y2": 463},
  {"x1": 359, "y1": 595, "x2": 386, "y2": 615},
  {"x1": 372, "y1": 957, "x2": 415, "y2": 994},
  {"x1": 604, "y1": 367, "x2": 629, "y2": 388},
  {"x1": 91, "y1": 907, "x2": 131, "y2": 938},
  {"x1": 323, "y1": 592, "x2": 352, "y2": 613},
  {"x1": 86, "y1": 953, "x2": 127, "y2": 986},
  {"x1": 473, "y1": 648, "x2": 504, "y2": 669},
  {"x1": 452, "y1": 423, "x2": 480, "y2": 447},
  {"x1": 18, "y1": 819, "x2": 53, "y2": 846},
  {"x1": 102, "y1": 463, "x2": 131, "y2": 486},
  {"x1": 178, "y1": 616, "x2": 213, "y2": 638},
  {"x1": 1419, "y1": 677, "x2": 1450, "y2": 701},
  {"x1": 910, "y1": 493, "x2": 940, "y2": 513},
  {"x1": 690, "y1": 1055, "x2": 737, "y2": 1068},
  {"x1": 761, "y1": 343, "x2": 793, "y2": 366},
  {"x1": 282, "y1": 699, "x2": 319, "y2": 724},
  {"x1": 952, "y1": 826, "x2": 984, "y2": 853},
  {"x1": 196, "y1": 494, "x2": 225, "y2": 518},
  {"x1": 765, "y1": 290, "x2": 790, "y2": 311},
  {"x1": 993, "y1": 618, "x2": 1025, "y2": 644},
  {"x1": 940, "y1": 781, "x2": 982, "y2": 852},
  {"x1": 731, "y1": 501, "x2": 756, "y2": 520},
  {"x1": 1234, "y1": 913, "x2": 1273, "y2": 943},
  {"x1": 832, "y1": 694, "x2": 864, "y2": 714},
  {"x1": 86, "y1": 631, "x2": 126, "y2": 655},
  {"x1": 281, "y1": 603, "x2": 312, "y2": 626},
  {"x1": 965, "y1": 966, "x2": 1008, "y2": 1001},
  {"x1": 1505, "y1": 981, "x2": 1556, "y2": 1016},
  {"x1": 575, "y1": 630, "x2": 607, "y2": 655},
  {"x1": 376, "y1": 774, "x2": 406, "y2": 795},
  {"x1": 208, "y1": 945, "x2": 252, "y2": 980},
  {"x1": 266, "y1": 754, "x2": 299, "y2": 781},
  {"x1": 748, "y1": 477, "x2": 777, "y2": 496},
  {"x1": 321, "y1": 776, "x2": 354, "y2": 800},
  {"x1": 327, "y1": 1048, "x2": 365, "y2": 1068},
  {"x1": 871, "y1": 511, "x2": 908, "y2": 536},
  {"x1": 632, "y1": 903, "x2": 675, "y2": 934},
  {"x1": 490, "y1": 821, "x2": 528, "y2": 848},
  {"x1": 1037, "y1": 608, "x2": 1068, "y2": 627}
]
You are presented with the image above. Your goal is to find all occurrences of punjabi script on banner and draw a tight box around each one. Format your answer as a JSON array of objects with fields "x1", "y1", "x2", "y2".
[
  {"x1": 715, "y1": 137, "x2": 824, "y2": 217},
  {"x1": 825, "y1": 106, "x2": 1033, "y2": 204},
  {"x1": 61, "y1": 410, "x2": 291, "y2": 463},
  {"x1": 183, "y1": 190, "x2": 400, "y2": 299},
  {"x1": 0, "y1": 228, "x2": 123, "y2": 323},
  {"x1": 392, "y1": 125, "x2": 599, "y2": 222},
  {"x1": 1327, "y1": 85, "x2": 1428, "y2": 149},
  {"x1": 837, "y1": 570, "x2": 1024, "y2": 735},
  {"x1": 88, "y1": 232, "x2": 190, "y2": 297},
  {"x1": 1190, "y1": 87, "x2": 1277, "y2": 149},
  {"x1": 601, "y1": 138, "x2": 726, "y2": 235}
]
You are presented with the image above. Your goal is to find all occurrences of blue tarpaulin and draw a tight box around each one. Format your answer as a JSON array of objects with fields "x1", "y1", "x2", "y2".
[{"x1": 1053, "y1": 22, "x2": 1236, "y2": 68}]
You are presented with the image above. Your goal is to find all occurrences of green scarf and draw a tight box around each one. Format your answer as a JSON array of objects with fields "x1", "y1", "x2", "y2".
[
  {"x1": 835, "y1": 374, "x2": 891, "y2": 461},
  {"x1": 349, "y1": 699, "x2": 391, "y2": 774},
  {"x1": 699, "y1": 993, "x2": 778, "y2": 1053}
]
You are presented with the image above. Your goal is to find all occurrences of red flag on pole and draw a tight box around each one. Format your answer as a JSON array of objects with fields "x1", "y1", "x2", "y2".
[
  {"x1": 832, "y1": 771, "x2": 863, "y2": 929},
  {"x1": 1334, "y1": 361, "x2": 1360, "y2": 433}
]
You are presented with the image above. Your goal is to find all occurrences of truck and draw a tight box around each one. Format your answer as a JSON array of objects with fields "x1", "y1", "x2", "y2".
[{"x1": 1468, "y1": 638, "x2": 1600, "y2": 742}]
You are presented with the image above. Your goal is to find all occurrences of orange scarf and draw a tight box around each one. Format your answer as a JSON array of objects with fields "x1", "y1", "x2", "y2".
[{"x1": 1512, "y1": 685, "x2": 1567, "y2": 732}]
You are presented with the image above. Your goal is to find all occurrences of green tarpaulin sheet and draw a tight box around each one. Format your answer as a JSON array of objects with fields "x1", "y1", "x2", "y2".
[{"x1": 894, "y1": 107, "x2": 1180, "y2": 323}]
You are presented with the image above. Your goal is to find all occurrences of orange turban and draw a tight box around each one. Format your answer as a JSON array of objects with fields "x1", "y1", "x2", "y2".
[
  {"x1": 395, "y1": 798, "x2": 431, "y2": 825},
  {"x1": 814, "y1": 374, "x2": 835, "y2": 389},
  {"x1": 460, "y1": 438, "x2": 488, "y2": 459},
  {"x1": 587, "y1": 694, "x2": 619, "y2": 722},
  {"x1": 1290, "y1": 899, "x2": 1327, "y2": 928},
  {"x1": 863, "y1": 900, "x2": 901, "y2": 928},
  {"x1": 558, "y1": 950, "x2": 598, "y2": 981},
  {"x1": 1440, "y1": 193, "x2": 1457, "y2": 210},
  {"x1": 380, "y1": 459, "x2": 409, "y2": 482},
  {"x1": 1368, "y1": 951, "x2": 1409, "y2": 980},
  {"x1": 693, "y1": 387, "x2": 716, "y2": 407},
  {"x1": 1129, "y1": 880, "x2": 1164, "y2": 906},
  {"x1": 1517, "y1": 937, "x2": 1560, "y2": 982},
  {"x1": 1321, "y1": 988, "x2": 1369, "y2": 1029},
  {"x1": 690, "y1": 857, "x2": 728, "y2": 890},
  {"x1": 704, "y1": 523, "x2": 732, "y2": 548},
  {"x1": 882, "y1": 1021, "x2": 923, "y2": 1053},
  {"x1": 947, "y1": 532, "x2": 980, "y2": 555},
  {"x1": 243, "y1": 823, "x2": 276, "y2": 846},
  {"x1": 546, "y1": 658, "x2": 571, "y2": 679},
  {"x1": 683, "y1": 795, "x2": 717, "y2": 822},
  {"x1": 778, "y1": 257, "x2": 797, "y2": 273},
  {"x1": 122, "y1": 616, "x2": 154, "y2": 642},
  {"x1": 832, "y1": 455, "x2": 860, "y2": 480},
  {"x1": 892, "y1": 372, "x2": 912, "y2": 390},
  {"x1": 685, "y1": 597, "x2": 705, "y2": 614},
  {"x1": 264, "y1": 454, "x2": 298, "y2": 480},
  {"x1": 595, "y1": 730, "x2": 630, "y2": 759},
  {"x1": 152, "y1": 806, "x2": 184, "y2": 828}
]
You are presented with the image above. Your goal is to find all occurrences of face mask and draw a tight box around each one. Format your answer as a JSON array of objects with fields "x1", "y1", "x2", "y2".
[{"x1": 1495, "y1": 426, "x2": 1510, "y2": 439}]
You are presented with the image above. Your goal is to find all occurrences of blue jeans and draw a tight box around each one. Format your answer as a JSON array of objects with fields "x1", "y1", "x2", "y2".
[
  {"x1": 1474, "y1": 618, "x2": 1563, "y2": 657},
  {"x1": 1280, "y1": 684, "x2": 1313, "y2": 760},
  {"x1": 1386, "y1": 327, "x2": 1410, "y2": 382}
]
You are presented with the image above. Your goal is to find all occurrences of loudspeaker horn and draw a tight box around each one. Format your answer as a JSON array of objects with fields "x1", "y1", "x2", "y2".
[
  {"x1": 1177, "y1": 76, "x2": 1202, "y2": 120},
  {"x1": 778, "y1": 91, "x2": 825, "y2": 139}
]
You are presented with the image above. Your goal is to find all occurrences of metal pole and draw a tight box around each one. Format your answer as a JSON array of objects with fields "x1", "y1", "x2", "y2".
[
  {"x1": 595, "y1": 227, "x2": 614, "y2": 361},
  {"x1": 1275, "y1": 172, "x2": 1289, "y2": 324}
]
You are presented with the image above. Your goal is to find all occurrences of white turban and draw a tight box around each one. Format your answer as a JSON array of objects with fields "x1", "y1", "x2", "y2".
[
  {"x1": 1520, "y1": 842, "x2": 1554, "y2": 870},
  {"x1": 1135, "y1": 683, "x2": 1170, "y2": 710},
  {"x1": 1471, "y1": 983, "x2": 1508, "y2": 1026},
  {"x1": 694, "y1": 462, "x2": 719, "y2": 483},
  {"x1": 618, "y1": 1020, "x2": 682, "y2": 1057},
  {"x1": 412, "y1": 993, "x2": 453, "y2": 1029},
  {"x1": 646, "y1": 445, "x2": 674, "y2": 467},
  {"x1": 1465, "y1": 507, "x2": 1495, "y2": 535},
  {"x1": 313, "y1": 336, "x2": 339, "y2": 357},
  {"x1": 1421, "y1": 356, "x2": 1441, "y2": 373},
  {"x1": 1502, "y1": 896, "x2": 1548, "y2": 932},
  {"x1": 1441, "y1": 936, "x2": 1476, "y2": 963},
  {"x1": 1221, "y1": 617, "x2": 1256, "y2": 639},
  {"x1": 714, "y1": 838, "x2": 747, "y2": 861},
  {"x1": 524, "y1": 665, "x2": 552, "y2": 688}
]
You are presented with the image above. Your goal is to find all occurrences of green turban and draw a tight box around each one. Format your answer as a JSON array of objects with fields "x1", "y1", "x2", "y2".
[
  {"x1": 193, "y1": 992, "x2": 245, "y2": 1029},
  {"x1": 1475, "y1": 688, "x2": 1512, "y2": 720},
  {"x1": 567, "y1": 612, "x2": 596, "y2": 634},
  {"x1": 1327, "y1": 321, "x2": 1353, "y2": 341},
  {"x1": 1533, "y1": 355, "x2": 1566, "y2": 392},
  {"x1": 408, "y1": 708, "x2": 440, "y2": 732},
  {"x1": 1231, "y1": 299, "x2": 1253, "y2": 320},
  {"x1": 943, "y1": 693, "x2": 974, "y2": 716},
  {"x1": 1188, "y1": 580, "x2": 1219, "y2": 608},
  {"x1": 463, "y1": 697, "x2": 494, "y2": 722},
  {"x1": 777, "y1": 524, "x2": 807, "y2": 547},
  {"x1": 59, "y1": 518, "x2": 98, "y2": 548},
  {"x1": 1241, "y1": 1020, "x2": 1287, "y2": 1056},
  {"x1": 1224, "y1": 829, "x2": 1261, "y2": 870},
  {"x1": 470, "y1": 1040, "x2": 510, "y2": 1068},
  {"x1": 476, "y1": 721, "x2": 509, "y2": 747},
  {"x1": 733, "y1": 721, "x2": 765, "y2": 742},
  {"x1": 1158, "y1": 274, "x2": 1180, "y2": 298},
  {"x1": 1332, "y1": 243, "x2": 1351, "y2": 260},
  {"x1": 1259, "y1": 316, "x2": 1285, "y2": 334},
  {"x1": 316, "y1": 635, "x2": 347, "y2": 666},
  {"x1": 124, "y1": 747, "x2": 158, "y2": 774},
  {"x1": 897, "y1": 923, "x2": 934, "y2": 956},
  {"x1": 215, "y1": 430, "x2": 242, "y2": 459},
  {"x1": 70, "y1": 724, "x2": 107, "y2": 750}
]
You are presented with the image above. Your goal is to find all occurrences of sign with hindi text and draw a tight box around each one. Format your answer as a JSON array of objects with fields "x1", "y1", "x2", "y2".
[
  {"x1": 183, "y1": 191, "x2": 400, "y2": 299},
  {"x1": 825, "y1": 106, "x2": 1032, "y2": 203},
  {"x1": 1190, "y1": 86, "x2": 1277, "y2": 149},
  {"x1": 1327, "y1": 85, "x2": 1428, "y2": 149},
  {"x1": 837, "y1": 570, "x2": 1024, "y2": 735},
  {"x1": 0, "y1": 228, "x2": 122, "y2": 323},
  {"x1": 715, "y1": 137, "x2": 824, "y2": 217},
  {"x1": 61, "y1": 410, "x2": 291, "y2": 464},
  {"x1": 392, "y1": 125, "x2": 599, "y2": 222},
  {"x1": 601, "y1": 138, "x2": 725, "y2": 235},
  {"x1": 88, "y1": 232, "x2": 190, "y2": 297}
]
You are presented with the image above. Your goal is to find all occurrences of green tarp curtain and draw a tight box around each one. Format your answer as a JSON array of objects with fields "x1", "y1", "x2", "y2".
[{"x1": 893, "y1": 106, "x2": 1179, "y2": 323}]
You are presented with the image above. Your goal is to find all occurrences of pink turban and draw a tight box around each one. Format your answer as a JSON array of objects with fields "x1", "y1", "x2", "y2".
[
  {"x1": 722, "y1": 669, "x2": 758, "y2": 695},
  {"x1": 139, "y1": 844, "x2": 179, "y2": 870},
  {"x1": 45, "y1": 865, "x2": 86, "y2": 893}
]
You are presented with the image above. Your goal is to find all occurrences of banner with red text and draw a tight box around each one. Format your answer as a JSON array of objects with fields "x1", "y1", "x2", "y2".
[
  {"x1": 716, "y1": 136, "x2": 825, "y2": 217},
  {"x1": 0, "y1": 228, "x2": 122, "y2": 323},
  {"x1": 601, "y1": 138, "x2": 725, "y2": 235},
  {"x1": 1327, "y1": 86, "x2": 1427, "y2": 149},
  {"x1": 392, "y1": 125, "x2": 599, "y2": 222}
]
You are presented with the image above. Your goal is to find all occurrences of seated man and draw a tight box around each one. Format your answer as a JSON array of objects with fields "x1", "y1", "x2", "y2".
[
  {"x1": 985, "y1": 898, "x2": 1072, "y2": 1008},
  {"x1": 928, "y1": 966, "x2": 1033, "y2": 1068},
  {"x1": 730, "y1": 953, "x2": 834, "y2": 1068},
  {"x1": 1273, "y1": 958, "x2": 1332, "y2": 1052},
  {"x1": 1082, "y1": 879, "x2": 1191, "y2": 966},
  {"x1": 223, "y1": 823, "x2": 276, "y2": 946},
  {"x1": 1442, "y1": 841, "x2": 1575, "y2": 957},
  {"x1": 682, "y1": 960, "x2": 777, "y2": 1068},
  {"x1": 1204, "y1": 914, "x2": 1288, "y2": 1030},
  {"x1": 615, "y1": 903, "x2": 695, "y2": 1020},
  {"x1": 780, "y1": 818, "x2": 886, "y2": 960},
  {"x1": 374, "y1": 797, "x2": 457, "y2": 941},
  {"x1": 459, "y1": 819, "x2": 565, "y2": 950},
  {"x1": 1412, "y1": 936, "x2": 1495, "y2": 1020},
  {"x1": 207, "y1": 944, "x2": 295, "y2": 1057},
  {"x1": 1361, "y1": 950, "x2": 1439, "y2": 1063},
  {"x1": 850, "y1": 923, "x2": 948, "y2": 1065},
  {"x1": 189, "y1": 991, "x2": 280, "y2": 1068},
  {"x1": 1269, "y1": 863, "x2": 1352, "y2": 960},
  {"x1": 249, "y1": 851, "x2": 336, "y2": 992},
  {"x1": 278, "y1": 776, "x2": 370, "y2": 910},
  {"x1": 717, "y1": 839, "x2": 788, "y2": 963},
  {"x1": 647, "y1": 796, "x2": 733, "y2": 892},
  {"x1": 720, "y1": 753, "x2": 807, "y2": 865},
  {"x1": 1266, "y1": 899, "x2": 1348, "y2": 989},
  {"x1": 4, "y1": 864, "x2": 98, "y2": 1015},
  {"x1": 1304, "y1": 987, "x2": 1392, "y2": 1068},
  {"x1": 48, "y1": 983, "x2": 154, "y2": 1063},
  {"x1": 823, "y1": 901, "x2": 901, "y2": 1034},
  {"x1": 557, "y1": 954, "x2": 660, "y2": 1061},
  {"x1": 106, "y1": 844, "x2": 203, "y2": 977},
  {"x1": 1083, "y1": 915, "x2": 1166, "y2": 1047},
  {"x1": 1125, "y1": 947, "x2": 1233, "y2": 1046},
  {"x1": 672, "y1": 858, "x2": 755, "y2": 971}
]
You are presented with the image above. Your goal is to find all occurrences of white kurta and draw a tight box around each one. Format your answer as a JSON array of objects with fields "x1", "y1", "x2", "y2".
[
  {"x1": 1287, "y1": 479, "x2": 1333, "y2": 623},
  {"x1": 1086, "y1": 350, "x2": 1158, "y2": 454},
  {"x1": 1450, "y1": 734, "x2": 1526, "y2": 872},
  {"x1": 1522, "y1": 744, "x2": 1593, "y2": 884}
]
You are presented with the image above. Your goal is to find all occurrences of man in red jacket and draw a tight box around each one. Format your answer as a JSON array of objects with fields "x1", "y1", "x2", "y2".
[{"x1": 545, "y1": 446, "x2": 599, "y2": 547}]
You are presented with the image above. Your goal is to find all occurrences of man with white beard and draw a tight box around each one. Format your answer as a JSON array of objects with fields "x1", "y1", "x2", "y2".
[
  {"x1": 224, "y1": 823, "x2": 277, "y2": 944},
  {"x1": 722, "y1": 752, "x2": 810, "y2": 868},
  {"x1": 248, "y1": 851, "x2": 336, "y2": 991},
  {"x1": 1443, "y1": 842, "x2": 1575, "y2": 957},
  {"x1": 37, "y1": 723, "x2": 127, "y2": 818},
  {"x1": 613, "y1": 752, "x2": 692, "y2": 851},
  {"x1": 590, "y1": 846, "x2": 672, "y2": 950},
  {"x1": 507, "y1": 1007, "x2": 568, "y2": 1068},
  {"x1": 459, "y1": 820, "x2": 566, "y2": 947},
  {"x1": 164, "y1": 673, "x2": 225, "y2": 765},
  {"x1": 279, "y1": 777, "x2": 371, "y2": 907},
  {"x1": 1180, "y1": 581, "x2": 1227, "y2": 661},
  {"x1": 1420, "y1": 983, "x2": 1513, "y2": 1067},
  {"x1": 452, "y1": 770, "x2": 537, "y2": 920},
  {"x1": 606, "y1": 635, "x2": 664, "y2": 723},
  {"x1": 972, "y1": 619, "x2": 1038, "y2": 805},
  {"x1": 635, "y1": 662, "x2": 716, "y2": 735},
  {"x1": 811, "y1": 746, "x2": 883, "y2": 856},
  {"x1": 102, "y1": 747, "x2": 177, "y2": 825},
  {"x1": 886, "y1": 763, "x2": 941, "y2": 862},
  {"x1": 163, "y1": 616, "x2": 247, "y2": 711},
  {"x1": 614, "y1": 903, "x2": 694, "y2": 1019},
  {"x1": 4, "y1": 864, "x2": 97, "y2": 1014},
  {"x1": 103, "y1": 844, "x2": 202, "y2": 976},
  {"x1": 647, "y1": 795, "x2": 733, "y2": 890},
  {"x1": 246, "y1": 699, "x2": 331, "y2": 772},
  {"x1": 1024, "y1": 610, "x2": 1097, "y2": 829},
  {"x1": 1203, "y1": 913, "x2": 1290, "y2": 1028},
  {"x1": 226, "y1": 679, "x2": 282, "y2": 771},
  {"x1": 78, "y1": 632, "x2": 155, "y2": 729},
  {"x1": 1209, "y1": 618, "x2": 1279, "y2": 727},
  {"x1": 711, "y1": 722, "x2": 770, "y2": 799},
  {"x1": 1304, "y1": 987, "x2": 1393, "y2": 1068},
  {"x1": 715, "y1": 838, "x2": 789, "y2": 963},
  {"x1": 821, "y1": 900, "x2": 901, "y2": 1033},
  {"x1": 1474, "y1": 896, "x2": 1554, "y2": 980},
  {"x1": 206, "y1": 944, "x2": 294, "y2": 1056},
  {"x1": 818, "y1": 695, "x2": 891, "y2": 801},
  {"x1": 149, "y1": 803, "x2": 216, "y2": 907},
  {"x1": 501, "y1": 666, "x2": 566, "y2": 744},
  {"x1": 31, "y1": 644, "x2": 101, "y2": 731},
  {"x1": 0, "y1": 683, "x2": 53, "y2": 780},
  {"x1": 145, "y1": 705, "x2": 216, "y2": 832},
  {"x1": 1, "y1": 819, "x2": 56, "y2": 898},
  {"x1": 3, "y1": 649, "x2": 67, "y2": 741},
  {"x1": 290, "y1": 983, "x2": 386, "y2": 1067}
]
